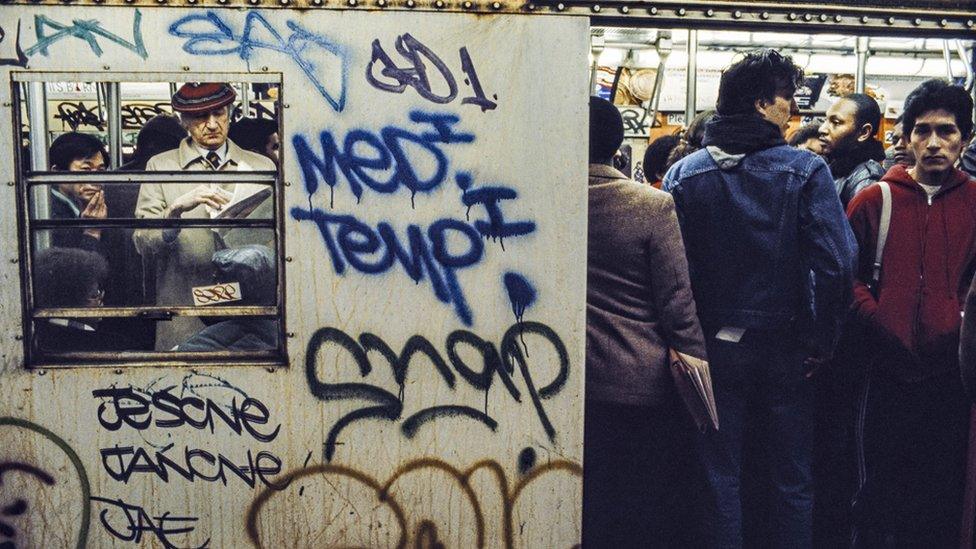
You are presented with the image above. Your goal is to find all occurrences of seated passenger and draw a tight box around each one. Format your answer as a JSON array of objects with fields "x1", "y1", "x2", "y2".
[
  {"x1": 48, "y1": 132, "x2": 108, "y2": 252},
  {"x1": 134, "y1": 82, "x2": 276, "y2": 351},
  {"x1": 178, "y1": 245, "x2": 277, "y2": 352},
  {"x1": 33, "y1": 247, "x2": 135, "y2": 352}
]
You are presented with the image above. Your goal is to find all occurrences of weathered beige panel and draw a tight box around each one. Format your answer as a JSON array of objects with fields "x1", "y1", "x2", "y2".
[{"x1": 0, "y1": 6, "x2": 587, "y2": 547}]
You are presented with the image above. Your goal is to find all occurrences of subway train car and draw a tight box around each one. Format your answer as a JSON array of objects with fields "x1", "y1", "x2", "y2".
[{"x1": 0, "y1": 0, "x2": 972, "y2": 546}]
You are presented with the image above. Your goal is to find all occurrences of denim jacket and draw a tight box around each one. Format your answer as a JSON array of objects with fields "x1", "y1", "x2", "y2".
[{"x1": 663, "y1": 145, "x2": 857, "y2": 356}]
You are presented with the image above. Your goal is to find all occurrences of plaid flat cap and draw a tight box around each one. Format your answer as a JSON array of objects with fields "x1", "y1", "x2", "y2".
[{"x1": 171, "y1": 82, "x2": 236, "y2": 114}]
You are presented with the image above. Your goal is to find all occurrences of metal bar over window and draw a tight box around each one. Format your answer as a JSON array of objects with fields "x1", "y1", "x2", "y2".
[
  {"x1": 31, "y1": 218, "x2": 276, "y2": 230},
  {"x1": 23, "y1": 171, "x2": 278, "y2": 185},
  {"x1": 33, "y1": 306, "x2": 278, "y2": 318}
]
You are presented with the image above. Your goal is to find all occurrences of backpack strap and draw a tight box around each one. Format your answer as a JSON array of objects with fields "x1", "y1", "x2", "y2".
[{"x1": 871, "y1": 182, "x2": 891, "y2": 288}]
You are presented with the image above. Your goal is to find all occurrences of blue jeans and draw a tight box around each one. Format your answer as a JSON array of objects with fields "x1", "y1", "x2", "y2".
[{"x1": 697, "y1": 332, "x2": 813, "y2": 549}]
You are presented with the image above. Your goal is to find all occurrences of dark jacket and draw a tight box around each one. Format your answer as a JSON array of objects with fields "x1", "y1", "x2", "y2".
[
  {"x1": 848, "y1": 165, "x2": 976, "y2": 381},
  {"x1": 177, "y1": 318, "x2": 277, "y2": 352},
  {"x1": 587, "y1": 164, "x2": 706, "y2": 407},
  {"x1": 961, "y1": 272, "x2": 976, "y2": 399},
  {"x1": 834, "y1": 159, "x2": 885, "y2": 210},
  {"x1": 828, "y1": 139, "x2": 887, "y2": 209},
  {"x1": 663, "y1": 144, "x2": 857, "y2": 357},
  {"x1": 962, "y1": 139, "x2": 976, "y2": 181}
]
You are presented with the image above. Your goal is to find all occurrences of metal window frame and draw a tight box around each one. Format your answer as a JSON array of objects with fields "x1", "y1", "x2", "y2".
[{"x1": 10, "y1": 71, "x2": 289, "y2": 369}]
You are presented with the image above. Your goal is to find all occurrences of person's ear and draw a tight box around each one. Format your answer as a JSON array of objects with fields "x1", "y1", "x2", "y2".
[
  {"x1": 754, "y1": 98, "x2": 768, "y2": 116},
  {"x1": 856, "y1": 122, "x2": 874, "y2": 143}
]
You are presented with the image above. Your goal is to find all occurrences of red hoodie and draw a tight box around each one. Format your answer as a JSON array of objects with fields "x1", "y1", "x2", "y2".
[{"x1": 847, "y1": 164, "x2": 976, "y2": 381}]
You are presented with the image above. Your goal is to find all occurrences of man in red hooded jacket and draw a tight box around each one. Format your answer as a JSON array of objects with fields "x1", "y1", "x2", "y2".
[{"x1": 847, "y1": 79, "x2": 975, "y2": 546}]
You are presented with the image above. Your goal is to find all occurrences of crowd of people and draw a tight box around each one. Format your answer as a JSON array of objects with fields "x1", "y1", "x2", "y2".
[
  {"x1": 587, "y1": 48, "x2": 976, "y2": 547},
  {"x1": 35, "y1": 82, "x2": 281, "y2": 354}
]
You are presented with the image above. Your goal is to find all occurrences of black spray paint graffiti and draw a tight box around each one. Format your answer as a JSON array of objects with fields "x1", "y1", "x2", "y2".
[
  {"x1": 0, "y1": 22, "x2": 28, "y2": 67},
  {"x1": 99, "y1": 444, "x2": 285, "y2": 489},
  {"x1": 620, "y1": 107, "x2": 651, "y2": 136},
  {"x1": 90, "y1": 496, "x2": 209, "y2": 549},
  {"x1": 367, "y1": 33, "x2": 497, "y2": 112},
  {"x1": 92, "y1": 379, "x2": 286, "y2": 489},
  {"x1": 54, "y1": 102, "x2": 104, "y2": 131},
  {"x1": 54, "y1": 102, "x2": 174, "y2": 132},
  {"x1": 0, "y1": 463, "x2": 55, "y2": 549},
  {"x1": 305, "y1": 321, "x2": 569, "y2": 461},
  {"x1": 0, "y1": 418, "x2": 91, "y2": 549},
  {"x1": 23, "y1": 10, "x2": 148, "y2": 60}
]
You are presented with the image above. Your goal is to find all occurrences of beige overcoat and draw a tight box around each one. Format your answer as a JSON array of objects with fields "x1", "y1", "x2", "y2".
[{"x1": 134, "y1": 137, "x2": 276, "y2": 351}]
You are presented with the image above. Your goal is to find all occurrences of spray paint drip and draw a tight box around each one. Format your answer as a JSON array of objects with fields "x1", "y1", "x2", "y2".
[{"x1": 503, "y1": 272, "x2": 536, "y2": 354}]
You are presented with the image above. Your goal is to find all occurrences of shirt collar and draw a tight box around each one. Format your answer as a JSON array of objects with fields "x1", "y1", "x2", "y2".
[{"x1": 195, "y1": 142, "x2": 229, "y2": 167}]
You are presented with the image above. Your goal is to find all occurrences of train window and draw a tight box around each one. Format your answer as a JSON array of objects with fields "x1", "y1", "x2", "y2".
[
  {"x1": 588, "y1": 29, "x2": 975, "y2": 183},
  {"x1": 12, "y1": 72, "x2": 286, "y2": 368}
]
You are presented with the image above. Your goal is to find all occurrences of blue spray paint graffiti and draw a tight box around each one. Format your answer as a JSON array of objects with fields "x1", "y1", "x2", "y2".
[
  {"x1": 168, "y1": 11, "x2": 348, "y2": 112},
  {"x1": 291, "y1": 111, "x2": 536, "y2": 326},
  {"x1": 292, "y1": 111, "x2": 474, "y2": 206},
  {"x1": 24, "y1": 10, "x2": 147, "y2": 59},
  {"x1": 503, "y1": 272, "x2": 536, "y2": 324}
]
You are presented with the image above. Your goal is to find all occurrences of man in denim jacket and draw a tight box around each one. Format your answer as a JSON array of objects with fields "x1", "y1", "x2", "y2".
[{"x1": 663, "y1": 50, "x2": 857, "y2": 548}]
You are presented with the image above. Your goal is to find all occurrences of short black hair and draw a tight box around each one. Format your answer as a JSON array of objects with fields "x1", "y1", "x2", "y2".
[
  {"x1": 229, "y1": 118, "x2": 278, "y2": 155},
  {"x1": 49, "y1": 132, "x2": 107, "y2": 170},
  {"x1": 902, "y1": 79, "x2": 974, "y2": 140},
  {"x1": 589, "y1": 96, "x2": 624, "y2": 163},
  {"x1": 843, "y1": 93, "x2": 882, "y2": 137},
  {"x1": 788, "y1": 123, "x2": 822, "y2": 146},
  {"x1": 135, "y1": 114, "x2": 186, "y2": 160},
  {"x1": 34, "y1": 247, "x2": 107, "y2": 307},
  {"x1": 643, "y1": 134, "x2": 680, "y2": 181},
  {"x1": 715, "y1": 49, "x2": 804, "y2": 116}
]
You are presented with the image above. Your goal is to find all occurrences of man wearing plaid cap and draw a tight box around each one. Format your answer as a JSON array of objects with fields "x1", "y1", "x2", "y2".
[{"x1": 133, "y1": 82, "x2": 276, "y2": 350}]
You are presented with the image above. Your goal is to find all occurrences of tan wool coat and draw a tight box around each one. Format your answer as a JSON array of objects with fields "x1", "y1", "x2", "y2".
[{"x1": 134, "y1": 138, "x2": 276, "y2": 351}]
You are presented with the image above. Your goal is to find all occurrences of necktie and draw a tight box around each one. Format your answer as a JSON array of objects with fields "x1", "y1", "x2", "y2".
[{"x1": 206, "y1": 151, "x2": 221, "y2": 170}]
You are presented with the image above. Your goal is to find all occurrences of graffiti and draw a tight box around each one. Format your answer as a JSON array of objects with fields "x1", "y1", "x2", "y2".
[
  {"x1": 169, "y1": 11, "x2": 347, "y2": 112},
  {"x1": 0, "y1": 418, "x2": 91, "y2": 549},
  {"x1": 306, "y1": 320, "x2": 569, "y2": 461},
  {"x1": 56, "y1": 101, "x2": 171, "y2": 131},
  {"x1": 367, "y1": 34, "x2": 497, "y2": 112},
  {"x1": 100, "y1": 444, "x2": 285, "y2": 489},
  {"x1": 24, "y1": 10, "x2": 147, "y2": 59},
  {"x1": 121, "y1": 102, "x2": 171, "y2": 129},
  {"x1": 92, "y1": 385, "x2": 280, "y2": 442},
  {"x1": 92, "y1": 378, "x2": 285, "y2": 489},
  {"x1": 244, "y1": 455, "x2": 582, "y2": 548},
  {"x1": 620, "y1": 106, "x2": 650, "y2": 137},
  {"x1": 54, "y1": 101, "x2": 104, "y2": 131},
  {"x1": 293, "y1": 110, "x2": 475, "y2": 205},
  {"x1": 0, "y1": 463, "x2": 54, "y2": 548},
  {"x1": 292, "y1": 111, "x2": 536, "y2": 325},
  {"x1": 91, "y1": 496, "x2": 209, "y2": 549},
  {"x1": 0, "y1": 22, "x2": 28, "y2": 67}
]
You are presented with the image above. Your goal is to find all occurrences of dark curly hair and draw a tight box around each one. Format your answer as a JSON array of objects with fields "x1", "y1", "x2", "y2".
[
  {"x1": 715, "y1": 49, "x2": 804, "y2": 116},
  {"x1": 642, "y1": 134, "x2": 680, "y2": 182},
  {"x1": 902, "y1": 79, "x2": 973, "y2": 140},
  {"x1": 34, "y1": 247, "x2": 107, "y2": 307},
  {"x1": 666, "y1": 110, "x2": 716, "y2": 169}
]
